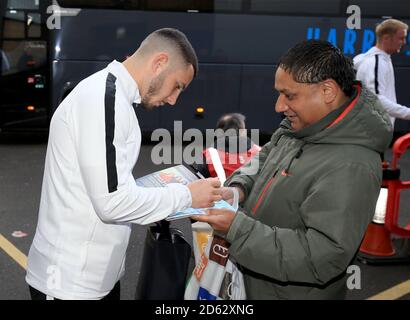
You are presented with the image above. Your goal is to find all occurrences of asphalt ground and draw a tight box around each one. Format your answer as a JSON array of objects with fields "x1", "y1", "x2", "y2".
[{"x1": 0, "y1": 132, "x2": 409, "y2": 300}]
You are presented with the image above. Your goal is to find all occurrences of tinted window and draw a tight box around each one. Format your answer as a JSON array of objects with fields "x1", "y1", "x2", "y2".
[
  {"x1": 57, "y1": 0, "x2": 141, "y2": 10},
  {"x1": 7, "y1": 0, "x2": 39, "y2": 10},
  {"x1": 145, "y1": 0, "x2": 244, "y2": 12},
  {"x1": 27, "y1": 12, "x2": 41, "y2": 37},
  {"x1": 144, "y1": 1, "x2": 212, "y2": 12},
  {"x1": 57, "y1": 0, "x2": 344, "y2": 15},
  {"x1": 1, "y1": 40, "x2": 46, "y2": 75},
  {"x1": 250, "y1": 0, "x2": 341, "y2": 16},
  {"x1": 58, "y1": 0, "x2": 244, "y2": 13},
  {"x1": 57, "y1": 0, "x2": 410, "y2": 17},
  {"x1": 3, "y1": 10, "x2": 25, "y2": 39},
  {"x1": 348, "y1": 0, "x2": 410, "y2": 18}
]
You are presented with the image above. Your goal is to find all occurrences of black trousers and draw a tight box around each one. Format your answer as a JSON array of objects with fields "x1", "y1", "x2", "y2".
[{"x1": 29, "y1": 281, "x2": 121, "y2": 300}]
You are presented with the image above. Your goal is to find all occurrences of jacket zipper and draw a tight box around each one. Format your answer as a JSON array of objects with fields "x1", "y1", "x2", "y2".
[{"x1": 251, "y1": 171, "x2": 277, "y2": 215}]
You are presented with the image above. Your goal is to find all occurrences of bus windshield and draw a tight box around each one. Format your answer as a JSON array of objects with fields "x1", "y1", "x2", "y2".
[
  {"x1": 2, "y1": 0, "x2": 45, "y2": 76},
  {"x1": 0, "y1": 0, "x2": 49, "y2": 131}
]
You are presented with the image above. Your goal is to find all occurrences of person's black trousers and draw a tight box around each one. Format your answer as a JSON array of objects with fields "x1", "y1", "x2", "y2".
[{"x1": 29, "y1": 281, "x2": 121, "y2": 300}]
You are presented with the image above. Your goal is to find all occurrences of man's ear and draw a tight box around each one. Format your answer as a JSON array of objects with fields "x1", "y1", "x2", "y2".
[
  {"x1": 321, "y1": 80, "x2": 338, "y2": 104},
  {"x1": 381, "y1": 33, "x2": 392, "y2": 44},
  {"x1": 151, "y1": 52, "x2": 169, "y2": 76}
]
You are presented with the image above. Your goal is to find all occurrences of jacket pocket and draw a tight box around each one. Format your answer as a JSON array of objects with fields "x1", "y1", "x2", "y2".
[{"x1": 251, "y1": 170, "x2": 278, "y2": 215}]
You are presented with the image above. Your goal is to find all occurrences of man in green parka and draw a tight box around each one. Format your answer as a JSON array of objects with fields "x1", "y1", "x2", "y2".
[{"x1": 193, "y1": 40, "x2": 393, "y2": 299}]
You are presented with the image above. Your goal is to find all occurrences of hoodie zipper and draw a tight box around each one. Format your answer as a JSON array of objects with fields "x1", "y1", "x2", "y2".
[
  {"x1": 250, "y1": 133, "x2": 283, "y2": 215},
  {"x1": 251, "y1": 171, "x2": 278, "y2": 215}
]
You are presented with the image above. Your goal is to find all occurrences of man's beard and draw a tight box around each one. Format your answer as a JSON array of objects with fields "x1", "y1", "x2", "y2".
[{"x1": 140, "y1": 72, "x2": 167, "y2": 110}]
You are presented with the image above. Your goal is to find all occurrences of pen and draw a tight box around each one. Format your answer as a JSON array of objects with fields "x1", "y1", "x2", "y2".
[{"x1": 196, "y1": 172, "x2": 206, "y2": 179}]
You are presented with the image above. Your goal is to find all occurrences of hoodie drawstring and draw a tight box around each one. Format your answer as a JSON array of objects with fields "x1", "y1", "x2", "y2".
[
  {"x1": 274, "y1": 134, "x2": 282, "y2": 147},
  {"x1": 283, "y1": 142, "x2": 307, "y2": 176}
]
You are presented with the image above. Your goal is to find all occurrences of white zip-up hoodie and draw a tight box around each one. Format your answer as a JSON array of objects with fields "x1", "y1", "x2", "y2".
[
  {"x1": 354, "y1": 46, "x2": 410, "y2": 126},
  {"x1": 26, "y1": 61, "x2": 192, "y2": 299}
]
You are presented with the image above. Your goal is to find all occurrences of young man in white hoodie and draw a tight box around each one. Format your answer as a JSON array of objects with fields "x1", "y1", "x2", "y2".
[
  {"x1": 354, "y1": 19, "x2": 409, "y2": 126},
  {"x1": 26, "y1": 28, "x2": 222, "y2": 300}
]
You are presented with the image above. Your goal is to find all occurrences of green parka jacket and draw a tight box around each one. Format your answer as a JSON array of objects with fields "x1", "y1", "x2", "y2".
[{"x1": 225, "y1": 84, "x2": 392, "y2": 299}]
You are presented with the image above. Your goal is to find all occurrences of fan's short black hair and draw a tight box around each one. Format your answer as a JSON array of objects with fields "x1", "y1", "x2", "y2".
[
  {"x1": 278, "y1": 40, "x2": 355, "y2": 96},
  {"x1": 216, "y1": 113, "x2": 246, "y2": 132}
]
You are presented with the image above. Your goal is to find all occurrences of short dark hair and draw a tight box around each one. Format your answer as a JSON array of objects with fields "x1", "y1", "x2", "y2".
[
  {"x1": 152, "y1": 28, "x2": 199, "y2": 77},
  {"x1": 278, "y1": 40, "x2": 355, "y2": 96},
  {"x1": 216, "y1": 113, "x2": 246, "y2": 131}
]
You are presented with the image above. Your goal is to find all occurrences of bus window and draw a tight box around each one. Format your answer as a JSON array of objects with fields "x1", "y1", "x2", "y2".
[
  {"x1": 214, "y1": 1, "x2": 243, "y2": 12},
  {"x1": 348, "y1": 0, "x2": 410, "y2": 18},
  {"x1": 3, "y1": 10, "x2": 25, "y2": 38},
  {"x1": 250, "y1": 0, "x2": 341, "y2": 16},
  {"x1": 27, "y1": 12, "x2": 41, "y2": 37},
  {"x1": 1, "y1": 40, "x2": 46, "y2": 75},
  {"x1": 57, "y1": 0, "x2": 140, "y2": 10},
  {"x1": 0, "y1": 0, "x2": 49, "y2": 131},
  {"x1": 7, "y1": 0, "x2": 39, "y2": 10},
  {"x1": 144, "y1": 0, "x2": 213, "y2": 12},
  {"x1": 143, "y1": 0, "x2": 243, "y2": 13},
  {"x1": 57, "y1": 0, "x2": 245, "y2": 13}
]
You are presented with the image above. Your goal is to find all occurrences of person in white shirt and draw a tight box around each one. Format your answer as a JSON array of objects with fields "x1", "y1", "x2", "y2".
[
  {"x1": 354, "y1": 19, "x2": 409, "y2": 126},
  {"x1": 26, "y1": 28, "x2": 222, "y2": 300}
]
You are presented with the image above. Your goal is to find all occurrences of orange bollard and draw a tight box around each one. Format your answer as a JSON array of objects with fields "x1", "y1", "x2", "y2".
[
  {"x1": 358, "y1": 133, "x2": 410, "y2": 264},
  {"x1": 359, "y1": 223, "x2": 395, "y2": 256}
]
